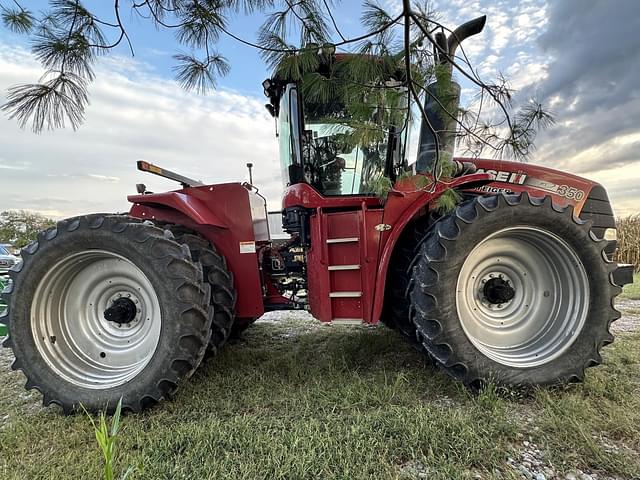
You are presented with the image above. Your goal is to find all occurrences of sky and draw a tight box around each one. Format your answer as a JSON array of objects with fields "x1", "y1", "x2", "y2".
[{"x1": 0, "y1": 0, "x2": 638, "y2": 217}]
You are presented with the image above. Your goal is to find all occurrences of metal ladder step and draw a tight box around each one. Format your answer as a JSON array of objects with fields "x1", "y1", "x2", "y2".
[
  {"x1": 329, "y1": 291, "x2": 362, "y2": 298},
  {"x1": 326, "y1": 237, "x2": 359, "y2": 244},
  {"x1": 328, "y1": 264, "x2": 361, "y2": 271},
  {"x1": 330, "y1": 318, "x2": 364, "y2": 325}
]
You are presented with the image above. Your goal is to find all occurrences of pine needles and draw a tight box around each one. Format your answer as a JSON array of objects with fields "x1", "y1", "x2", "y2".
[
  {"x1": 434, "y1": 187, "x2": 461, "y2": 213},
  {"x1": 1, "y1": 4, "x2": 34, "y2": 33},
  {"x1": 2, "y1": 72, "x2": 88, "y2": 132},
  {"x1": 0, "y1": 0, "x2": 555, "y2": 169},
  {"x1": 173, "y1": 53, "x2": 230, "y2": 93}
]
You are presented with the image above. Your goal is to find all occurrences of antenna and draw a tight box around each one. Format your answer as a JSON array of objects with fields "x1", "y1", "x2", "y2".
[{"x1": 246, "y1": 163, "x2": 254, "y2": 185}]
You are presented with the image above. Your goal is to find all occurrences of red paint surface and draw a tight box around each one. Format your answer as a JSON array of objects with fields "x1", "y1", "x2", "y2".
[{"x1": 465, "y1": 158, "x2": 597, "y2": 215}]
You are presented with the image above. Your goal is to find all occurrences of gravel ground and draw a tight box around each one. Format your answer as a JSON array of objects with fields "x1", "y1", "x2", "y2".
[
  {"x1": 256, "y1": 298, "x2": 640, "y2": 337},
  {"x1": 610, "y1": 299, "x2": 640, "y2": 333}
]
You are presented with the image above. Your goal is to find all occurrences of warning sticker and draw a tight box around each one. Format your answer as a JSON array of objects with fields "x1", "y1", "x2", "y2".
[{"x1": 239, "y1": 241, "x2": 256, "y2": 254}]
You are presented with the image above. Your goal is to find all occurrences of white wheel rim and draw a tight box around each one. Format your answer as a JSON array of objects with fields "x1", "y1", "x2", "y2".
[
  {"x1": 456, "y1": 226, "x2": 590, "y2": 368},
  {"x1": 31, "y1": 250, "x2": 161, "y2": 389}
]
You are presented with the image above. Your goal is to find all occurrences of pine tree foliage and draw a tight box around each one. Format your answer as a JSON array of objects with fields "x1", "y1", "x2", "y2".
[
  {"x1": 1, "y1": 2, "x2": 34, "y2": 34},
  {"x1": 0, "y1": 0, "x2": 553, "y2": 184}
]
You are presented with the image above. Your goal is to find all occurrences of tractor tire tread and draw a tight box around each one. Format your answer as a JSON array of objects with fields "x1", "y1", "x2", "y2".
[
  {"x1": 167, "y1": 230, "x2": 237, "y2": 354},
  {"x1": 381, "y1": 213, "x2": 436, "y2": 342}
]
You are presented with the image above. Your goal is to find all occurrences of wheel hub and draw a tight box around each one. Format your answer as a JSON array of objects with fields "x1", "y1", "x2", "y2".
[
  {"x1": 482, "y1": 276, "x2": 515, "y2": 305},
  {"x1": 104, "y1": 297, "x2": 138, "y2": 325},
  {"x1": 31, "y1": 250, "x2": 162, "y2": 389}
]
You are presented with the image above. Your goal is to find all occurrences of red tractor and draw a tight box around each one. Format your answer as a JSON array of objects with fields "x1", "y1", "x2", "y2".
[{"x1": 1, "y1": 17, "x2": 634, "y2": 413}]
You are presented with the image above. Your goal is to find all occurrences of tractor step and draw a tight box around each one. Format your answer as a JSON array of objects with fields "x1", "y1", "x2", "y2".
[
  {"x1": 326, "y1": 237, "x2": 359, "y2": 244},
  {"x1": 330, "y1": 318, "x2": 364, "y2": 325},
  {"x1": 322, "y1": 210, "x2": 368, "y2": 322},
  {"x1": 328, "y1": 264, "x2": 360, "y2": 271},
  {"x1": 329, "y1": 291, "x2": 362, "y2": 298}
]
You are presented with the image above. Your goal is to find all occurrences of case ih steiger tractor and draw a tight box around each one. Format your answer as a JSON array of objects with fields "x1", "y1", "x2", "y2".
[{"x1": 1, "y1": 17, "x2": 634, "y2": 414}]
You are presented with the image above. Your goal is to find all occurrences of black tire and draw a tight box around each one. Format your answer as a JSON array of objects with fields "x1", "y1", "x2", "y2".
[
  {"x1": 168, "y1": 231, "x2": 236, "y2": 353},
  {"x1": 0, "y1": 215, "x2": 213, "y2": 414},
  {"x1": 381, "y1": 214, "x2": 436, "y2": 339},
  {"x1": 408, "y1": 193, "x2": 621, "y2": 387}
]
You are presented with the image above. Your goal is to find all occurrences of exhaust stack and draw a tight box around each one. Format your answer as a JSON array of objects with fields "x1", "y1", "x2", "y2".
[{"x1": 416, "y1": 16, "x2": 487, "y2": 173}]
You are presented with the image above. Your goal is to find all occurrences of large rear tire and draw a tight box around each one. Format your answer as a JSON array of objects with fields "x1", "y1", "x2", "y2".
[
  {"x1": 408, "y1": 193, "x2": 621, "y2": 387},
  {"x1": 0, "y1": 215, "x2": 213, "y2": 413}
]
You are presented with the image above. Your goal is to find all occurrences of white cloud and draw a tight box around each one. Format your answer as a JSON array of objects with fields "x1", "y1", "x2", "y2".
[
  {"x1": 0, "y1": 45, "x2": 281, "y2": 218},
  {"x1": 87, "y1": 174, "x2": 121, "y2": 183}
]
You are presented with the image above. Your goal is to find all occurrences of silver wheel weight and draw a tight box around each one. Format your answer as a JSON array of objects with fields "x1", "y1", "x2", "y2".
[
  {"x1": 31, "y1": 250, "x2": 162, "y2": 389},
  {"x1": 456, "y1": 226, "x2": 590, "y2": 368}
]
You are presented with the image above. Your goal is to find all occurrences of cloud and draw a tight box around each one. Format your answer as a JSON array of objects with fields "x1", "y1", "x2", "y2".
[
  {"x1": 87, "y1": 174, "x2": 121, "y2": 183},
  {"x1": 0, "y1": 45, "x2": 281, "y2": 218},
  {"x1": 0, "y1": 161, "x2": 29, "y2": 170},
  {"x1": 529, "y1": 0, "x2": 640, "y2": 215}
]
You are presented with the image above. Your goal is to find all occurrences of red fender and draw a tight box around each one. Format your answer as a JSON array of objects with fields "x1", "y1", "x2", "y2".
[
  {"x1": 128, "y1": 183, "x2": 265, "y2": 319},
  {"x1": 128, "y1": 191, "x2": 227, "y2": 228},
  {"x1": 371, "y1": 173, "x2": 493, "y2": 323}
]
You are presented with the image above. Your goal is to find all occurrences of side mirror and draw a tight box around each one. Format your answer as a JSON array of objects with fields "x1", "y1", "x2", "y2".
[{"x1": 265, "y1": 103, "x2": 276, "y2": 117}]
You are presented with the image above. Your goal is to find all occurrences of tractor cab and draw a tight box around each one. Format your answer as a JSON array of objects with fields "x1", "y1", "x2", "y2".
[{"x1": 263, "y1": 60, "x2": 409, "y2": 197}]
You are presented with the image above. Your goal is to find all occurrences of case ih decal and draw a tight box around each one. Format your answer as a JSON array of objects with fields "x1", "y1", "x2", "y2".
[
  {"x1": 469, "y1": 160, "x2": 590, "y2": 208},
  {"x1": 475, "y1": 168, "x2": 527, "y2": 185}
]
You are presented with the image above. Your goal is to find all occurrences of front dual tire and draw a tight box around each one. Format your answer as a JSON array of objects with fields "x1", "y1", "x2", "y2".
[{"x1": 1, "y1": 215, "x2": 217, "y2": 414}]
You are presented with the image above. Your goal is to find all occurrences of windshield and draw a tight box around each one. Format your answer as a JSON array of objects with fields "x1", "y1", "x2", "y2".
[
  {"x1": 302, "y1": 98, "x2": 408, "y2": 196},
  {"x1": 276, "y1": 80, "x2": 409, "y2": 196},
  {"x1": 301, "y1": 121, "x2": 389, "y2": 195},
  {"x1": 0, "y1": 246, "x2": 9, "y2": 255},
  {"x1": 278, "y1": 84, "x2": 304, "y2": 188}
]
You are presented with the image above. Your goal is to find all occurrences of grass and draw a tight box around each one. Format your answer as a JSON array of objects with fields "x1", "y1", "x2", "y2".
[
  {"x1": 1, "y1": 314, "x2": 640, "y2": 479},
  {"x1": 621, "y1": 273, "x2": 640, "y2": 300}
]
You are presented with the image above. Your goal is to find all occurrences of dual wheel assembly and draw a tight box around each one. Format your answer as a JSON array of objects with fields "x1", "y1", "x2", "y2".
[
  {"x1": 406, "y1": 193, "x2": 620, "y2": 386},
  {"x1": 1, "y1": 215, "x2": 235, "y2": 413}
]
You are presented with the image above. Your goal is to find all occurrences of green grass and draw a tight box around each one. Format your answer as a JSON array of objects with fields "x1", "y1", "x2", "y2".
[
  {"x1": 621, "y1": 273, "x2": 640, "y2": 300},
  {"x1": 1, "y1": 317, "x2": 640, "y2": 479}
]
